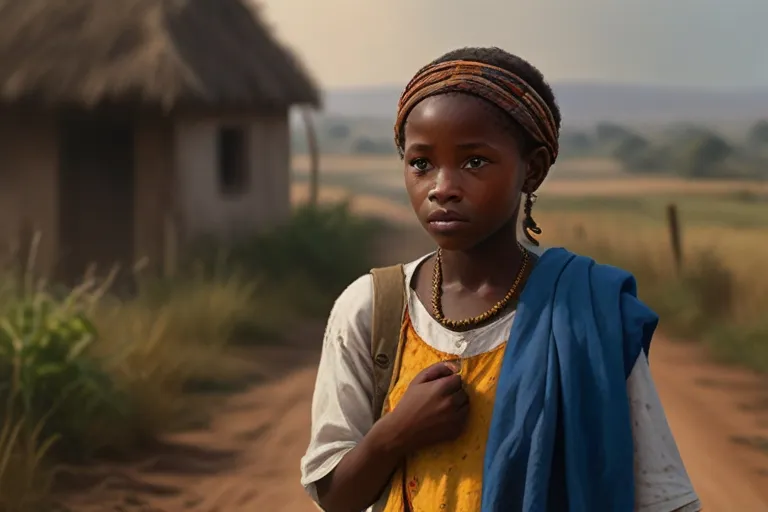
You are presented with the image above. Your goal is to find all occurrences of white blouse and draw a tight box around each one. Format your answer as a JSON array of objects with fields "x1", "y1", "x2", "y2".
[{"x1": 300, "y1": 253, "x2": 701, "y2": 512}]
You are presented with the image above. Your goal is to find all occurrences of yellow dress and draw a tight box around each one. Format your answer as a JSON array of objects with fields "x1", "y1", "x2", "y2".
[{"x1": 382, "y1": 313, "x2": 507, "y2": 512}]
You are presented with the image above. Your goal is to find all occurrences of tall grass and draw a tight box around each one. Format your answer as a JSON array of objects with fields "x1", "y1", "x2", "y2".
[
  {"x1": 0, "y1": 252, "x2": 124, "y2": 510},
  {"x1": 538, "y1": 208, "x2": 768, "y2": 372},
  {"x1": 0, "y1": 203, "x2": 377, "y2": 511},
  {"x1": 0, "y1": 268, "x2": 255, "y2": 510},
  {"x1": 85, "y1": 272, "x2": 257, "y2": 450},
  {"x1": 191, "y1": 202, "x2": 380, "y2": 324}
]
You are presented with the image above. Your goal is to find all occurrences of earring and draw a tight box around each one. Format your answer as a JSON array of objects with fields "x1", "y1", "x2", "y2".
[{"x1": 522, "y1": 192, "x2": 542, "y2": 246}]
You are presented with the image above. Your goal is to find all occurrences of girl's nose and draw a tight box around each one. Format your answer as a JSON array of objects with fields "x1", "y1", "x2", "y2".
[{"x1": 427, "y1": 168, "x2": 463, "y2": 205}]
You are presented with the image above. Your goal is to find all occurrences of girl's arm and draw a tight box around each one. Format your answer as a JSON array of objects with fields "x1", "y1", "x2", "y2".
[
  {"x1": 300, "y1": 274, "x2": 384, "y2": 510},
  {"x1": 628, "y1": 352, "x2": 702, "y2": 512},
  {"x1": 314, "y1": 412, "x2": 406, "y2": 512},
  {"x1": 315, "y1": 361, "x2": 467, "y2": 512},
  {"x1": 301, "y1": 274, "x2": 468, "y2": 512}
]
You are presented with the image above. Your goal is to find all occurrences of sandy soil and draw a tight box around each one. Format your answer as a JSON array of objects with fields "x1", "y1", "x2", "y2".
[
  {"x1": 55, "y1": 338, "x2": 325, "y2": 512},
  {"x1": 55, "y1": 327, "x2": 768, "y2": 511},
  {"x1": 54, "y1": 217, "x2": 768, "y2": 511},
  {"x1": 652, "y1": 340, "x2": 768, "y2": 510}
]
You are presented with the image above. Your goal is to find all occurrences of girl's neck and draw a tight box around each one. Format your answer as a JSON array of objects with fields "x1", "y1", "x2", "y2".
[{"x1": 439, "y1": 220, "x2": 524, "y2": 292}]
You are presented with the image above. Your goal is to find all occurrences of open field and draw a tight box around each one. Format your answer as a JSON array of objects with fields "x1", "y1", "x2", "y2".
[
  {"x1": 7, "y1": 153, "x2": 767, "y2": 511},
  {"x1": 292, "y1": 154, "x2": 768, "y2": 195},
  {"x1": 292, "y1": 155, "x2": 768, "y2": 225},
  {"x1": 1, "y1": 203, "x2": 380, "y2": 512},
  {"x1": 47, "y1": 202, "x2": 768, "y2": 511},
  {"x1": 293, "y1": 153, "x2": 768, "y2": 367},
  {"x1": 288, "y1": 153, "x2": 768, "y2": 508}
]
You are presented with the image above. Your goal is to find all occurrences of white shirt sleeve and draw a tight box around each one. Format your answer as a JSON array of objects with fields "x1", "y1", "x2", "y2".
[
  {"x1": 630, "y1": 352, "x2": 702, "y2": 512},
  {"x1": 300, "y1": 275, "x2": 702, "y2": 512},
  {"x1": 299, "y1": 274, "x2": 376, "y2": 502}
]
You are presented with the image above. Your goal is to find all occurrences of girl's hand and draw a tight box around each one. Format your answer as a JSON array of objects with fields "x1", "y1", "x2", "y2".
[{"x1": 387, "y1": 361, "x2": 470, "y2": 452}]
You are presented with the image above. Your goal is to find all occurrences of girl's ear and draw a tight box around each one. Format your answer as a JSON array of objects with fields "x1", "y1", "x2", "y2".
[{"x1": 523, "y1": 146, "x2": 550, "y2": 193}]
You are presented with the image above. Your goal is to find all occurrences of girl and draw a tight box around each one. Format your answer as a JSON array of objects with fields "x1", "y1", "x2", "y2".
[{"x1": 300, "y1": 47, "x2": 701, "y2": 512}]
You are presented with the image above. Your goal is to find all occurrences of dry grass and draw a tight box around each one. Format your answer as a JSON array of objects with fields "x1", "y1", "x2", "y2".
[
  {"x1": 0, "y1": 266, "x2": 257, "y2": 511},
  {"x1": 293, "y1": 153, "x2": 768, "y2": 372},
  {"x1": 534, "y1": 207, "x2": 768, "y2": 372},
  {"x1": 291, "y1": 182, "x2": 416, "y2": 226},
  {"x1": 292, "y1": 154, "x2": 400, "y2": 174},
  {"x1": 539, "y1": 177, "x2": 768, "y2": 197},
  {"x1": 537, "y1": 211, "x2": 767, "y2": 319},
  {"x1": 292, "y1": 154, "x2": 768, "y2": 198},
  {"x1": 552, "y1": 157, "x2": 624, "y2": 174},
  {"x1": 0, "y1": 204, "x2": 379, "y2": 511},
  {"x1": 87, "y1": 274, "x2": 257, "y2": 442}
]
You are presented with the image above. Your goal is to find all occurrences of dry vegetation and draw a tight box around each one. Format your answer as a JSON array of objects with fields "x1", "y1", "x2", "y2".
[
  {"x1": 536, "y1": 207, "x2": 768, "y2": 360},
  {"x1": 0, "y1": 204, "x2": 378, "y2": 512},
  {"x1": 292, "y1": 154, "x2": 399, "y2": 175},
  {"x1": 2, "y1": 153, "x2": 766, "y2": 511},
  {"x1": 297, "y1": 154, "x2": 768, "y2": 375},
  {"x1": 293, "y1": 154, "x2": 768, "y2": 196}
]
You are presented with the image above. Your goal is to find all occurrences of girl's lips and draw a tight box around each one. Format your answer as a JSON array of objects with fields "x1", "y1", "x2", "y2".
[
  {"x1": 427, "y1": 219, "x2": 469, "y2": 234},
  {"x1": 426, "y1": 209, "x2": 469, "y2": 223}
]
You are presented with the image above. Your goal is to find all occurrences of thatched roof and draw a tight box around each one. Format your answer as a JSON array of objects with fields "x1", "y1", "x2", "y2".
[{"x1": 0, "y1": 0, "x2": 320, "y2": 108}]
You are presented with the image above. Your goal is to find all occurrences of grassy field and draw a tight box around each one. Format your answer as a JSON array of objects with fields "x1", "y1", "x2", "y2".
[
  {"x1": 2, "y1": 152, "x2": 763, "y2": 510},
  {"x1": 294, "y1": 153, "x2": 768, "y2": 373},
  {"x1": 0, "y1": 205, "x2": 379, "y2": 512},
  {"x1": 293, "y1": 154, "x2": 768, "y2": 201}
]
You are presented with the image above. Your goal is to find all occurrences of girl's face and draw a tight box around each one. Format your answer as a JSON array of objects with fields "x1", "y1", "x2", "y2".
[{"x1": 402, "y1": 93, "x2": 544, "y2": 251}]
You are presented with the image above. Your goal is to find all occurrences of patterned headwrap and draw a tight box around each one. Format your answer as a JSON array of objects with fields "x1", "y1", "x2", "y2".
[{"x1": 394, "y1": 60, "x2": 560, "y2": 169}]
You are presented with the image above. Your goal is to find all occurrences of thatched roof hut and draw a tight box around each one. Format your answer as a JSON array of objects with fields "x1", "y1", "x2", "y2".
[
  {"x1": 0, "y1": 0, "x2": 319, "y2": 108},
  {"x1": 0, "y1": 0, "x2": 320, "y2": 283}
]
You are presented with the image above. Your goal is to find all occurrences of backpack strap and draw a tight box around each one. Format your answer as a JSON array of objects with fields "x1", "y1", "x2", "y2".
[{"x1": 370, "y1": 264, "x2": 407, "y2": 422}]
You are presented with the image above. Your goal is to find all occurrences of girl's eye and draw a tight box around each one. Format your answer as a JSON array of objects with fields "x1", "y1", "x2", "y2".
[
  {"x1": 409, "y1": 158, "x2": 432, "y2": 172},
  {"x1": 464, "y1": 157, "x2": 489, "y2": 169}
]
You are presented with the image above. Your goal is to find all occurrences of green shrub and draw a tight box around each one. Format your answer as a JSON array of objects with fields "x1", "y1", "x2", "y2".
[
  {"x1": 0, "y1": 276, "x2": 126, "y2": 510},
  {"x1": 191, "y1": 202, "x2": 379, "y2": 314},
  {"x1": 0, "y1": 284, "x2": 126, "y2": 449},
  {"x1": 0, "y1": 269, "x2": 258, "y2": 510},
  {"x1": 0, "y1": 203, "x2": 381, "y2": 510},
  {"x1": 91, "y1": 272, "x2": 257, "y2": 439}
]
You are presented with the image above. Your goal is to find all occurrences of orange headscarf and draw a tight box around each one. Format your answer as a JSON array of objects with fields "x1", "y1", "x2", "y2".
[{"x1": 394, "y1": 60, "x2": 560, "y2": 168}]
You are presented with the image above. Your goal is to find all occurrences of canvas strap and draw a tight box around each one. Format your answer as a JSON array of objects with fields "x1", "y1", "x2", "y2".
[{"x1": 370, "y1": 264, "x2": 407, "y2": 422}]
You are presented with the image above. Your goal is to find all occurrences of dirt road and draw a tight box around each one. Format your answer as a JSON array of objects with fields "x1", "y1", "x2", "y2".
[
  {"x1": 57, "y1": 328, "x2": 768, "y2": 511},
  {"x1": 652, "y1": 339, "x2": 768, "y2": 510},
  {"x1": 56, "y1": 214, "x2": 768, "y2": 510},
  {"x1": 57, "y1": 340, "x2": 324, "y2": 512}
]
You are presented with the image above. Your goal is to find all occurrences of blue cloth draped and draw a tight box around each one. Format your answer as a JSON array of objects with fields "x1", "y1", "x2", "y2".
[{"x1": 481, "y1": 248, "x2": 658, "y2": 511}]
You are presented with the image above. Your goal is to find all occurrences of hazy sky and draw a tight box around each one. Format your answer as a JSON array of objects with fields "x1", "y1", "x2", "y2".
[{"x1": 259, "y1": 0, "x2": 768, "y2": 90}]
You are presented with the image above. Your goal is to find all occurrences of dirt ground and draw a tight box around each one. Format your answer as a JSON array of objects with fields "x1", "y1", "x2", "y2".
[
  {"x1": 55, "y1": 220, "x2": 768, "y2": 511},
  {"x1": 56, "y1": 329, "x2": 768, "y2": 511},
  {"x1": 652, "y1": 340, "x2": 768, "y2": 510}
]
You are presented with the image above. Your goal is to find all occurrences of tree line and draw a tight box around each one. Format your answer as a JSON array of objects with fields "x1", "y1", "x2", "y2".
[
  {"x1": 292, "y1": 116, "x2": 768, "y2": 180},
  {"x1": 560, "y1": 120, "x2": 768, "y2": 179}
]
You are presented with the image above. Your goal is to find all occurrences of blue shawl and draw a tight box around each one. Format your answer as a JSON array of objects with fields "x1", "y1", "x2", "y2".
[{"x1": 481, "y1": 247, "x2": 658, "y2": 511}]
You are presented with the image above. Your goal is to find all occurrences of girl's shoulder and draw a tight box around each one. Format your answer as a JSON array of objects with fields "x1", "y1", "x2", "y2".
[
  {"x1": 325, "y1": 254, "x2": 432, "y2": 346},
  {"x1": 332, "y1": 273, "x2": 374, "y2": 317},
  {"x1": 331, "y1": 254, "x2": 432, "y2": 315}
]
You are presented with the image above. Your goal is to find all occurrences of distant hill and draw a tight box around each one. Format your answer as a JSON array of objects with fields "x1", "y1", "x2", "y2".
[{"x1": 318, "y1": 83, "x2": 768, "y2": 127}]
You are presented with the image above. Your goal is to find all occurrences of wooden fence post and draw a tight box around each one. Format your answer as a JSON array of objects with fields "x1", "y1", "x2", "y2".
[
  {"x1": 301, "y1": 108, "x2": 320, "y2": 207},
  {"x1": 666, "y1": 203, "x2": 683, "y2": 274},
  {"x1": 163, "y1": 212, "x2": 178, "y2": 278}
]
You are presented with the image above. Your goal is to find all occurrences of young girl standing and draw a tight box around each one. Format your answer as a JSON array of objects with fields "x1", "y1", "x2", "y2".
[{"x1": 301, "y1": 47, "x2": 701, "y2": 512}]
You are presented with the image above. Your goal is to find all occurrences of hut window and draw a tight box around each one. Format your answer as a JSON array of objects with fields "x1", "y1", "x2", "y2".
[{"x1": 217, "y1": 126, "x2": 249, "y2": 194}]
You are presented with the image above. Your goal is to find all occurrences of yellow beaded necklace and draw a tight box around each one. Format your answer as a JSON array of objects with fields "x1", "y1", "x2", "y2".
[{"x1": 431, "y1": 243, "x2": 530, "y2": 330}]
